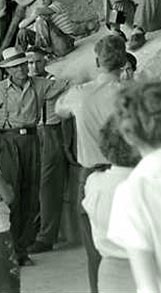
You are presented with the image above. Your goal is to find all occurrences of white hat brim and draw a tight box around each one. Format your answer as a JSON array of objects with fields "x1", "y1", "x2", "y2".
[{"x1": 0, "y1": 57, "x2": 28, "y2": 68}]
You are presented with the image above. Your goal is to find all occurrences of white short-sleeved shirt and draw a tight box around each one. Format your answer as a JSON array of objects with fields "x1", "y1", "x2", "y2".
[
  {"x1": 108, "y1": 148, "x2": 161, "y2": 276},
  {"x1": 82, "y1": 166, "x2": 132, "y2": 257},
  {"x1": 55, "y1": 74, "x2": 121, "y2": 168}
]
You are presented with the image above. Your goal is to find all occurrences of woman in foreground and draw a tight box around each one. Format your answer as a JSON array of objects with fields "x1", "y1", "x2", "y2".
[{"x1": 108, "y1": 80, "x2": 161, "y2": 293}]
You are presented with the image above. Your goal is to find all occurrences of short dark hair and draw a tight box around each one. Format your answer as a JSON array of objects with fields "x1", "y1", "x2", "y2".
[
  {"x1": 126, "y1": 52, "x2": 137, "y2": 71},
  {"x1": 99, "y1": 115, "x2": 140, "y2": 167},
  {"x1": 115, "y1": 80, "x2": 161, "y2": 147},
  {"x1": 94, "y1": 35, "x2": 126, "y2": 71}
]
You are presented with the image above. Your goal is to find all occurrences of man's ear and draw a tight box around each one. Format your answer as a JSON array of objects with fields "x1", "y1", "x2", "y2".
[{"x1": 96, "y1": 57, "x2": 100, "y2": 68}]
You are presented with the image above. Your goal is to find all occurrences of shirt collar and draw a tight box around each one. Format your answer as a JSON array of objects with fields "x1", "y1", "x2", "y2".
[{"x1": 6, "y1": 77, "x2": 31, "y2": 89}]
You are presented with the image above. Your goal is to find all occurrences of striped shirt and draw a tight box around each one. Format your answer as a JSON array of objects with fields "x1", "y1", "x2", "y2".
[{"x1": 49, "y1": 1, "x2": 74, "y2": 35}]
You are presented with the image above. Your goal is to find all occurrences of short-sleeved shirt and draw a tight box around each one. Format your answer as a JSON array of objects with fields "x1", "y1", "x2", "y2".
[
  {"x1": 55, "y1": 73, "x2": 121, "y2": 168},
  {"x1": 0, "y1": 77, "x2": 66, "y2": 129},
  {"x1": 82, "y1": 166, "x2": 132, "y2": 258},
  {"x1": 108, "y1": 148, "x2": 161, "y2": 276},
  {"x1": 49, "y1": 1, "x2": 74, "y2": 35}
]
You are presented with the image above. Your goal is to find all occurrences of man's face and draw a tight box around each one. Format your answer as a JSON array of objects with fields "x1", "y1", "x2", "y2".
[
  {"x1": 27, "y1": 52, "x2": 46, "y2": 76},
  {"x1": 6, "y1": 62, "x2": 28, "y2": 80},
  {"x1": 121, "y1": 61, "x2": 134, "y2": 81}
]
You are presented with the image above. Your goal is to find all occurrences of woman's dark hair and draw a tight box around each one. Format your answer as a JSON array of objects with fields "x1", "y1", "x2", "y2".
[
  {"x1": 126, "y1": 52, "x2": 137, "y2": 71},
  {"x1": 115, "y1": 80, "x2": 161, "y2": 147},
  {"x1": 94, "y1": 35, "x2": 126, "y2": 71},
  {"x1": 99, "y1": 115, "x2": 140, "y2": 167}
]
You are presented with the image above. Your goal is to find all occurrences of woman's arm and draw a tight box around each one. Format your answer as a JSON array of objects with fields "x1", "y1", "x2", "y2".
[{"x1": 128, "y1": 248, "x2": 160, "y2": 293}]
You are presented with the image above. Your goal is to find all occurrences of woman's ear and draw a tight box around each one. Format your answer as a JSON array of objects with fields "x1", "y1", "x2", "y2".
[{"x1": 96, "y1": 57, "x2": 100, "y2": 68}]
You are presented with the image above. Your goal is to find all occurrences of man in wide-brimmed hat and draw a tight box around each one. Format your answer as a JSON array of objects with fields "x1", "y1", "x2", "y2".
[{"x1": 0, "y1": 46, "x2": 68, "y2": 266}]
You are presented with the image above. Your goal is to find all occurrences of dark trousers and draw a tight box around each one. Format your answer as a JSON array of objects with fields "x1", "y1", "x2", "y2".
[
  {"x1": 36, "y1": 124, "x2": 65, "y2": 246},
  {"x1": 78, "y1": 167, "x2": 102, "y2": 293},
  {"x1": 0, "y1": 231, "x2": 20, "y2": 293},
  {"x1": 0, "y1": 132, "x2": 40, "y2": 259}
]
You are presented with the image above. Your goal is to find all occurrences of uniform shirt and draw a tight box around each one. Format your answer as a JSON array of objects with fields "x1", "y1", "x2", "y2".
[
  {"x1": 55, "y1": 73, "x2": 121, "y2": 168},
  {"x1": 82, "y1": 166, "x2": 132, "y2": 258},
  {"x1": 0, "y1": 76, "x2": 65, "y2": 129},
  {"x1": 108, "y1": 148, "x2": 161, "y2": 278},
  {"x1": 49, "y1": 1, "x2": 74, "y2": 35}
]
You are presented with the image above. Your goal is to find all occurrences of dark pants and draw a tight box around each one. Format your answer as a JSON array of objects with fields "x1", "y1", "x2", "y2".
[
  {"x1": 78, "y1": 167, "x2": 102, "y2": 293},
  {"x1": 0, "y1": 230, "x2": 20, "y2": 293},
  {"x1": 36, "y1": 124, "x2": 65, "y2": 246},
  {"x1": 0, "y1": 132, "x2": 40, "y2": 260}
]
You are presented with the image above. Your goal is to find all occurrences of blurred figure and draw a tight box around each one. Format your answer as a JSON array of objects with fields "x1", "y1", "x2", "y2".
[
  {"x1": 108, "y1": 80, "x2": 161, "y2": 293},
  {"x1": 0, "y1": 176, "x2": 20, "y2": 293},
  {"x1": 83, "y1": 115, "x2": 140, "y2": 293}
]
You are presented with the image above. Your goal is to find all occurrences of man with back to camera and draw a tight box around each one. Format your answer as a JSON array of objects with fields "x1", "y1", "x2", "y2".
[{"x1": 55, "y1": 35, "x2": 127, "y2": 293}]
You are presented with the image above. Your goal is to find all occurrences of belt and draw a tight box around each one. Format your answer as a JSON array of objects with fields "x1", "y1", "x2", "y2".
[{"x1": 0, "y1": 126, "x2": 37, "y2": 135}]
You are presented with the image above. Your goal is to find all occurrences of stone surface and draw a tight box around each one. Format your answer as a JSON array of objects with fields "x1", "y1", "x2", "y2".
[{"x1": 21, "y1": 247, "x2": 90, "y2": 293}]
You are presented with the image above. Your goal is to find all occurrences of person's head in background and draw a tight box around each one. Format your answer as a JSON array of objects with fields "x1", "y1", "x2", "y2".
[
  {"x1": 99, "y1": 115, "x2": 140, "y2": 168},
  {"x1": 121, "y1": 52, "x2": 137, "y2": 81},
  {"x1": 94, "y1": 35, "x2": 126, "y2": 78},
  {"x1": 26, "y1": 46, "x2": 48, "y2": 77},
  {"x1": 115, "y1": 80, "x2": 161, "y2": 157}
]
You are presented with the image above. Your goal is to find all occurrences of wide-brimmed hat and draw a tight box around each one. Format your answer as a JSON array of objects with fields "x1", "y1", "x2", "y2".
[
  {"x1": 14, "y1": 0, "x2": 36, "y2": 7},
  {"x1": 0, "y1": 47, "x2": 28, "y2": 68}
]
